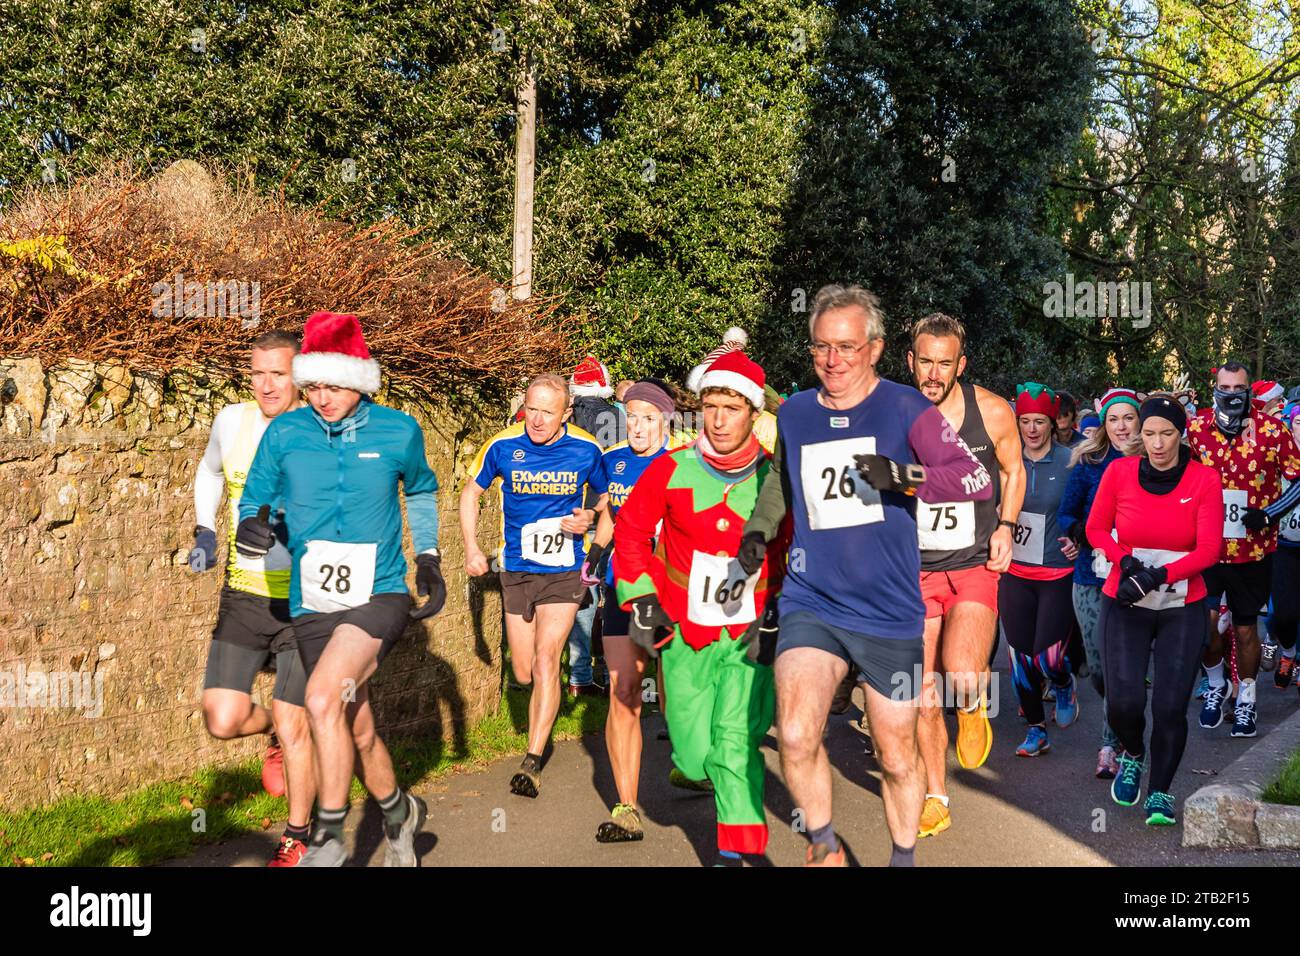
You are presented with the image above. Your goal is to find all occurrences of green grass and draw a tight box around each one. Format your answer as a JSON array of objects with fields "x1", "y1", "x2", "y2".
[
  {"x1": 0, "y1": 688, "x2": 611, "y2": 867},
  {"x1": 1261, "y1": 747, "x2": 1300, "y2": 807}
]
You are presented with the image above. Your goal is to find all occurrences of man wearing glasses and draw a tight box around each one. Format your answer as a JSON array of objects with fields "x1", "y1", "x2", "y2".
[{"x1": 739, "y1": 284, "x2": 992, "y2": 866}]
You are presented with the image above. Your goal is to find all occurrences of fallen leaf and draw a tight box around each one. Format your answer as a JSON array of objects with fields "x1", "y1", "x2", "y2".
[
  {"x1": 461, "y1": 790, "x2": 482, "y2": 797},
  {"x1": 180, "y1": 797, "x2": 194, "y2": 810},
  {"x1": 260, "y1": 817, "x2": 272, "y2": 830},
  {"x1": 22, "y1": 857, "x2": 34, "y2": 865},
  {"x1": 41, "y1": 853, "x2": 53, "y2": 862},
  {"x1": 12, "y1": 855, "x2": 23, "y2": 867}
]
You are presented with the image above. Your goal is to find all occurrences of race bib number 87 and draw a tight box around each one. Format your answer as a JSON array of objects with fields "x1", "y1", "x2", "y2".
[
  {"x1": 301, "y1": 540, "x2": 377, "y2": 613},
  {"x1": 800, "y1": 436, "x2": 883, "y2": 530},
  {"x1": 1011, "y1": 512, "x2": 1046, "y2": 565}
]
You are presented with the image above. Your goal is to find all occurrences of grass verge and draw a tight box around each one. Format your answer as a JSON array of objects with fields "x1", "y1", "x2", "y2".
[
  {"x1": 1260, "y1": 746, "x2": 1300, "y2": 807},
  {"x1": 0, "y1": 689, "x2": 611, "y2": 867}
]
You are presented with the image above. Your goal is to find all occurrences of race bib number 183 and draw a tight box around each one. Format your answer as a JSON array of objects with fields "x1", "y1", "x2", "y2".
[{"x1": 1223, "y1": 489, "x2": 1248, "y2": 539}]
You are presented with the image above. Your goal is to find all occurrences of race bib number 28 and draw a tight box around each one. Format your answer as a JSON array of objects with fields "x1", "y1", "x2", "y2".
[
  {"x1": 301, "y1": 540, "x2": 377, "y2": 613},
  {"x1": 800, "y1": 436, "x2": 883, "y2": 530}
]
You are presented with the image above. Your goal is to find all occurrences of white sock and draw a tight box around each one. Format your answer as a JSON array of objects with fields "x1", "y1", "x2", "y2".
[
  {"x1": 1239, "y1": 679, "x2": 1256, "y2": 705},
  {"x1": 1205, "y1": 661, "x2": 1226, "y2": 689},
  {"x1": 1282, "y1": 646, "x2": 1297, "y2": 660},
  {"x1": 925, "y1": 793, "x2": 950, "y2": 808}
]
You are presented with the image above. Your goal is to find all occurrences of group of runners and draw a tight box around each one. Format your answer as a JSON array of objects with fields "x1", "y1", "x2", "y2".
[{"x1": 188, "y1": 288, "x2": 1300, "y2": 867}]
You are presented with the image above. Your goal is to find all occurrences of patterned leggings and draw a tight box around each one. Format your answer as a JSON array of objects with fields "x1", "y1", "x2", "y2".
[{"x1": 1072, "y1": 583, "x2": 1120, "y2": 750}]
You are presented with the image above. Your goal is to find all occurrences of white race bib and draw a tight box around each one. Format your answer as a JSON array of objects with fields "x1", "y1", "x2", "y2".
[
  {"x1": 1223, "y1": 489, "x2": 1248, "y2": 539},
  {"x1": 1091, "y1": 530, "x2": 1119, "y2": 579},
  {"x1": 520, "y1": 516, "x2": 575, "y2": 567},
  {"x1": 916, "y1": 500, "x2": 976, "y2": 551},
  {"x1": 1130, "y1": 546, "x2": 1190, "y2": 611},
  {"x1": 800, "y1": 436, "x2": 883, "y2": 530},
  {"x1": 300, "y1": 540, "x2": 377, "y2": 613},
  {"x1": 686, "y1": 551, "x2": 759, "y2": 628},
  {"x1": 1011, "y1": 512, "x2": 1046, "y2": 565},
  {"x1": 1281, "y1": 507, "x2": 1300, "y2": 544}
]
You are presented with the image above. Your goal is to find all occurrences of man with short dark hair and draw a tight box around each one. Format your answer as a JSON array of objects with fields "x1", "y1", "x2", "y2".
[{"x1": 1054, "y1": 392, "x2": 1084, "y2": 447}]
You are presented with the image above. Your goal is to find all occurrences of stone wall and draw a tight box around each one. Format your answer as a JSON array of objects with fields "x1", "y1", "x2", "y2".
[{"x1": 0, "y1": 357, "x2": 505, "y2": 812}]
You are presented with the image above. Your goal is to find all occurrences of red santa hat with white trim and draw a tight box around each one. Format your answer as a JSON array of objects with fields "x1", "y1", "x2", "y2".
[
  {"x1": 686, "y1": 326, "x2": 749, "y2": 394},
  {"x1": 1252, "y1": 379, "x2": 1284, "y2": 404},
  {"x1": 695, "y1": 349, "x2": 766, "y2": 409},
  {"x1": 570, "y1": 355, "x2": 613, "y2": 399},
  {"x1": 292, "y1": 311, "x2": 381, "y2": 394}
]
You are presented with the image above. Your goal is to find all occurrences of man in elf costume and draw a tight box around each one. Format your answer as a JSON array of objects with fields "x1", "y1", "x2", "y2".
[{"x1": 613, "y1": 350, "x2": 789, "y2": 866}]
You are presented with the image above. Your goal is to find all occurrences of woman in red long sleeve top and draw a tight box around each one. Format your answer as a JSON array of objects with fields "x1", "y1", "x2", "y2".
[{"x1": 1086, "y1": 396, "x2": 1223, "y2": 828}]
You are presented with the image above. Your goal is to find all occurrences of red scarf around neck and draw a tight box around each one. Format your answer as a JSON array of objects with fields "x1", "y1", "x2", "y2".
[{"x1": 697, "y1": 432, "x2": 762, "y2": 473}]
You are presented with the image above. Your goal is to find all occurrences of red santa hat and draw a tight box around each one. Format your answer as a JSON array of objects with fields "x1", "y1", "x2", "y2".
[
  {"x1": 1252, "y1": 379, "x2": 1284, "y2": 404},
  {"x1": 570, "y1": 355, "x2": 613, "y2": 399},
  {"x1": 292, "y1": 311, "x2": 381, "y2": 394},
  {"x1": 686, "y1": 327, "x2": 749, "y2": 394},
  {"x1": 696, "y1": 350, "x2": 766, "y2": 409}
]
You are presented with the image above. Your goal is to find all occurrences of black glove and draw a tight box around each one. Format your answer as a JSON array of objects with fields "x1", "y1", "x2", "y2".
[
  {"x1": 736, "y1": 531, "x2": 767, "y2": 576},
  {"x1": 189, "y1": 526, "x2": 218, "y2": 573},
  {"x1": 234, "y1": 505, "x2": 274, "y2": 558},
  {"x1": 628, "y1": 595, "x2": 675, "y2": 658},
  {"x1": 854, "y1": 453, "x2": 925, "y2": 494},
  {"x1": 1066, "y1": 519, "x2": 1089, "y2": 551},
  {"x1": 741, "y1": 598, "x2": 780, "y2": 666},
  {"x1": 581, "y1": 541, "x2": 608, "y2": 586},
  {"x1": 1116, "y1": 556, "x2": 1167, "y2": 607},
  {"x1": 1241, "y1": 507, "x2": 1273, "y2": 532},
  {"x1": 410, "y1": 552, "x2": 446, "y2": 620}
]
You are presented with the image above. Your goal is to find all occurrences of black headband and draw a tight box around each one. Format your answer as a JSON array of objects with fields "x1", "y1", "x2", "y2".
[{"x1": 1139, "y1": 395, "x2": 1186, "y2": 435}]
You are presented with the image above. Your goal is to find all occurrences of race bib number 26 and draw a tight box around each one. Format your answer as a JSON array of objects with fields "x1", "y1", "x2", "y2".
[{"x1": 800, "y1": 436, "x2": 883, "y2": 530}]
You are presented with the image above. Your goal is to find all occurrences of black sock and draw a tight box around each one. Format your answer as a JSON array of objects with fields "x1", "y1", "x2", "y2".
[
  {"x1": 284, "y1": 822, "x2": 310, "y2": 843},
  {"x1": 378, "y1": 787, "x2": 409, "y2": 832},
  {"x1": 809, "y1": 822, "x2": 839, "y2": 852},
  {"x1": 889, "y1": 843, "x2": 915, "y2": 867},
  {"x1": 521, "y1": 753, "x2": 543, "y2": 775},
  {"x1": 716, "y1": 850, "x2": 744, "y2": 867},
  {"x1": 317, "y1": 806, "x2": 348, "y2": 843}
]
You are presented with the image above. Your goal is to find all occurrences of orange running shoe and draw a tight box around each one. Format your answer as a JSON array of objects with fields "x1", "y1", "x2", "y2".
[
  {"x1": 261, "y1": 736, "x2": 286, "y2": 797},
  {"x1": 955, "y1": 697, "x2": 993, "y2": 770},
  {"x1": 267, "y1": 835, "x2": 308, "y2": 867},
  {"x1": 804, "y1": 842, "x2": 847, "y2": 866},
  {"x1": 918, "y1": 795, "x2": 951, "y2": 838}
]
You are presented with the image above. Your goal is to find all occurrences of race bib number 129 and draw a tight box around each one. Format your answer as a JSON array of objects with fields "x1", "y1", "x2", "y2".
[{"x1": 520, "y1": 516, "x2": 575, "y2": 567}]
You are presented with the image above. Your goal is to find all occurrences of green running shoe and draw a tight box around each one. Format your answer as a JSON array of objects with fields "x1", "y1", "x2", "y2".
[
  {"x1": 1144, "y1": 791, "x2": 1176, "y2": 826},
  {"x1": 1111, "y1": 751, "x2": 1143, "y2": 807}
]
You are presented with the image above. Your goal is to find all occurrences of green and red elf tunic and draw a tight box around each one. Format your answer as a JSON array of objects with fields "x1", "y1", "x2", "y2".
[{"x1": 613, "y1": 438, "x2": 790, "y2": 854}]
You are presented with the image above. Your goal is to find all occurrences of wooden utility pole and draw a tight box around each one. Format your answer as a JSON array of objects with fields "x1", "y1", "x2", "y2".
[{"x1": 511, "y1": 48, "x2": 537, "y2": 301}]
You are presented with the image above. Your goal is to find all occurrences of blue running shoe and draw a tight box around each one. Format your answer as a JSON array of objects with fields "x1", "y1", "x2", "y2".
[
  {"x1": 1111, "y1": 751, "x2": 1143, "y2": 806},
  {"x1": 1015, "y1": 726, "x2": 1051, "y2": 757},
  {"x1": 1144, "y1": 791, "x2": 1176, "y2": 826},
  {"x1": 1053, "y1": 674, "x2": 1079, "y2": 728},
  {"x1": 1195, "y1": 675, "x2": 1208, "y2": 700},
  {"x1": 1198, "y1": 682, "x2": 1231, "y2": 729},
  {"x1": 1230, "y1": 698, "x2": 1257, "y2": 737}
]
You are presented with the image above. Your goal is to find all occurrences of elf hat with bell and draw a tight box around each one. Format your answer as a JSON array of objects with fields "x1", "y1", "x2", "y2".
[{"x1": 292, "y1": 311, "x2": 381, "y2": 395}]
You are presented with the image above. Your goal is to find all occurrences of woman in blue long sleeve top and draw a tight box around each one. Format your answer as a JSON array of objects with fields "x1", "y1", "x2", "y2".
[{"x1": 1056, "y1": 388, "x2": 1140, "y2": 779}]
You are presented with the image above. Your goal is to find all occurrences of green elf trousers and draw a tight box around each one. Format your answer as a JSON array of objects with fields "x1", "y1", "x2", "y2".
[{"x1": 660, "y1": 631, "x2": 775, "y2": 855}]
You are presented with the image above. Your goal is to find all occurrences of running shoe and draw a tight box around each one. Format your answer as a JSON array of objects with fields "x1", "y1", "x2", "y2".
[
  {"x1": 1144, "y1": 791, "x2": 1177, "y2": 826},
  {"x1": 668, "y1": 768, "x2": 713, "y2": 792},
  {"x1": 1095, "y1": 745, "x2": 1119, "y2": 779},
  {"x1": 804, "y1": 842, "x2": 847, "y2": 866},
  {"x1": 261, "y1": 737, "x2": 285, "y2": 798},
  {"x1": 382, "y1": 792, "x2": 427, "y2": 867},
  {"x1": 1261, "y1": 640, "x2": 1278, "y2": 672},
  {"x1": 596, "y1": 803, "x2": 645, "y2": 843},
  {"x1": 1042, "y1": 684, "x2": 1056, "y2": 702},
  {"x1": 1198, "y1": 682, "x2": 1232, "y2": 729},
  {"x1": 266, "y1": 835, "x2": 308, "y2": 867},
  {"x1": 955, "y1": 697, "x2": 993, "y2": 770},
  {"x1": 298, "y1": 828, "x2": 349, "y2": 867},
  {"x1": 918, "y1": 796, "x2": 951, "y2": 838},
  {"x1": 1275, "y1": 654, "x2": 1296, "y2": 689},
  {"x1": 510, "y1": 764, "x2": 541, "y2": 799},
  {"x1": 1053, "y1": 675, "x2": 1079, "y2": 728},
  {"x1": 1195, "y1": 675, "x2": 1208, "y2": 700},
  {"x1": 567, "y1": 681, "x2": 609, "y2": 698},
  {"x1": 1230, "y1": 698, "x2": 1257, "y2": 738},
  {"x1": 1111, "y1": 751, "x2": 1143, "y2": 806},
  {"x1": 1015, "y1": 726, "x2": 1051, "y2": 757}
]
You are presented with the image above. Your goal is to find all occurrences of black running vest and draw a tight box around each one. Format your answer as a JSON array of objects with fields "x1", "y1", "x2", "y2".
[{"x1": 918, "y1": 382, "x2": 1002, "y2": 571}]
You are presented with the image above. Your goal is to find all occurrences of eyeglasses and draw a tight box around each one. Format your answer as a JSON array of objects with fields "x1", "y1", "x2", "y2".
[{"x1": 808, "y1": 341, "x2": 868, "y2": 359}]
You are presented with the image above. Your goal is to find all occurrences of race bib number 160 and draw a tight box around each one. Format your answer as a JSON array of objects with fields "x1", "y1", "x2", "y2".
[{"x1": 800, "y1": 437, "x2": 883, "y2": 530}]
